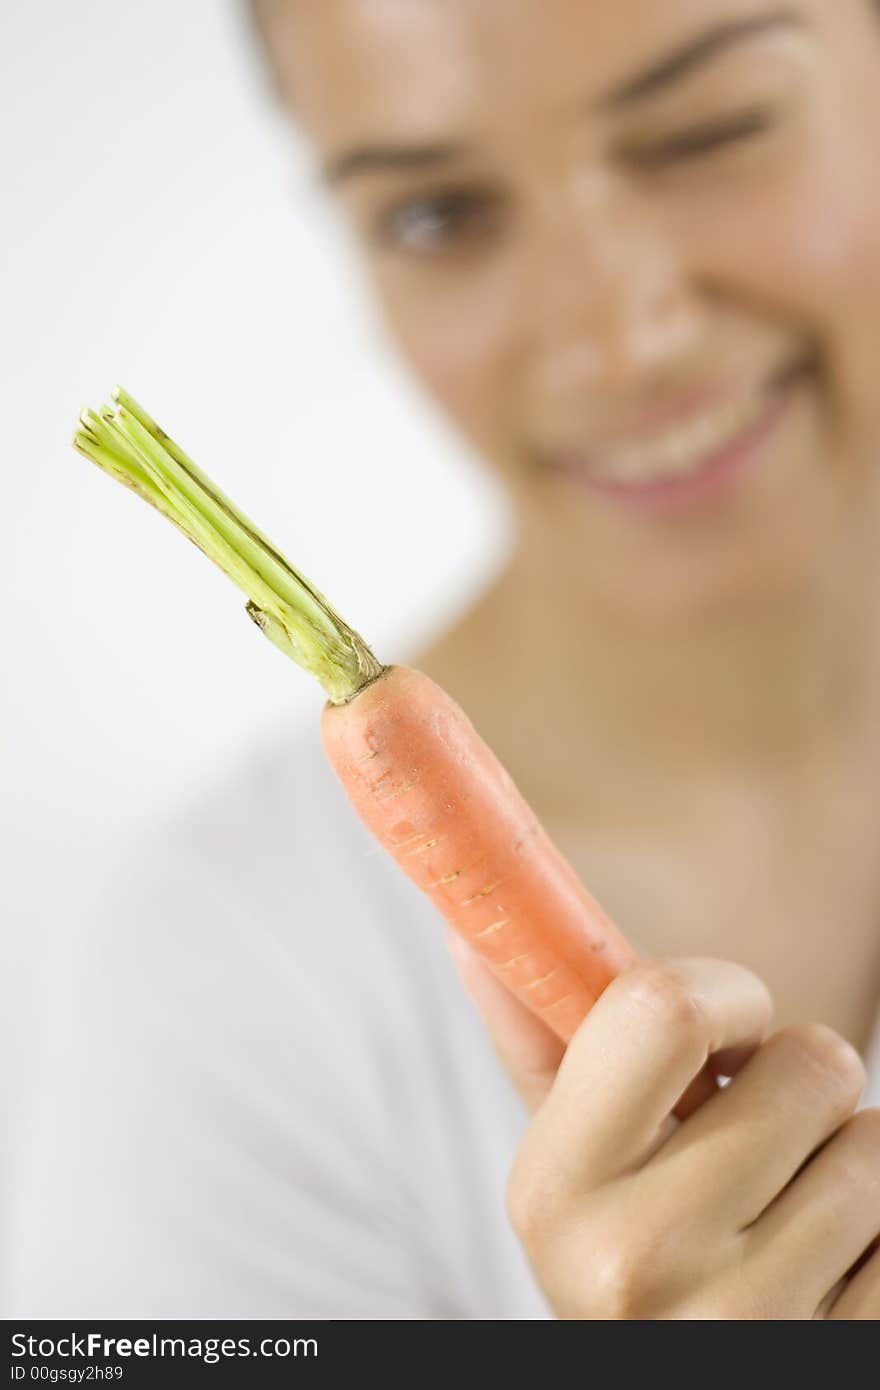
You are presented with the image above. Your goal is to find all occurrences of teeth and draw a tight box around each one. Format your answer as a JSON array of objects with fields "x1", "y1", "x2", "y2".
[{"x1": 592, "y1": 389, "x2": 765, "y2": 484}]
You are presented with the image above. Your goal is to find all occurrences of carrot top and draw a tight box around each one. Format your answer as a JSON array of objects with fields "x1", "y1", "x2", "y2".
[{"x1": 73, "y1": 386, "x2": 385, "y2": 705}]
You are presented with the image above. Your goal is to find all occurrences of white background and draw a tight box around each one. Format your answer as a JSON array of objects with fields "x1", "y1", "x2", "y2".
[{"x1": 1, "y1": 0, "x2": 511, "y2": 1155}]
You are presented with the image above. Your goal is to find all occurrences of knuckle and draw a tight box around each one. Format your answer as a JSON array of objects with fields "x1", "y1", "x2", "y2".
[
  {"x1": 748, "y1": 971, "x2": 775, "y2": 1024},
  {"x1": 841, "y1": 1107, "x2": 880, "y2": 1161},
  {"x1": 586, "y1": 1251, "x2": 642, "y2": 1312},
  {"x1": 508, "y1": 1178, "x2": 675, "y2": 1320},
  {"x1": 621, "y1": 961, "x2": 707, "y2": 1044},
  {"x1": 505, "y1": 1157, "x2": 563, "y2": 1251},
  {"x1": 777, "y1": 1022, "x2": 866, "y2": 1099},
  {"x1": 577, "y1": 1214, "x2": 667, "y2": 1320},
  {"x1": 816, "y1": 1110, "x2": 880, "y2": 1214},
  {"x1": 588, "y1": 1242, "x2": 650, "y2": 1320},
  {"x1": 855, "y1": 1105, "x2": 880, "y2": 1138}
]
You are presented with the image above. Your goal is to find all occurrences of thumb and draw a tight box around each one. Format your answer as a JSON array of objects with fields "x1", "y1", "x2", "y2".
[{"x1": 445, "y1": 928, "x2": 566, "y2": 1113}]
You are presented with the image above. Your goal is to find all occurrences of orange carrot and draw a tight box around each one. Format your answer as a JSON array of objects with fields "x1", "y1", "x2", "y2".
[
  {"x1": 322, "y1": 664, "x2": 718, "y2": 1116},
  {"x1": 73, "y1": 387, "x2": 718, "y2": 1116},
  {"x1": 321, "y1": 663, "x2": 635, "y2": 1043}
]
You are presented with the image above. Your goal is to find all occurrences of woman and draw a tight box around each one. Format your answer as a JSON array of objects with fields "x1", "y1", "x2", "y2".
[{"x1": 9, "y1": 0, "x2": 880, "y2": 1318}]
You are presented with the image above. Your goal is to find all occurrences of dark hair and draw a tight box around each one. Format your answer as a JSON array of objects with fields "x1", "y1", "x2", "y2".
[{"x1": 242, "y1": 0, "x2": 286, "y2": 98}]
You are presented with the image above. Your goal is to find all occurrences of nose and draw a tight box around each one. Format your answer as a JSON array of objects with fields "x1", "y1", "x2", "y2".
[{"x1": 521, "y1": 177, "x2": 703, "y2": 402}]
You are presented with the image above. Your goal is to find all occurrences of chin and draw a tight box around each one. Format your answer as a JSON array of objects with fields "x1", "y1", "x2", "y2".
[{"x1": 592, "y1": 525, "x2": 840, "y2": 624}]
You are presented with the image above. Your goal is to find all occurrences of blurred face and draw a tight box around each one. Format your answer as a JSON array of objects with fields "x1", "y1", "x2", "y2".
[{"x1": 265, "y1": 1, "x2": 880, "y2": 617}]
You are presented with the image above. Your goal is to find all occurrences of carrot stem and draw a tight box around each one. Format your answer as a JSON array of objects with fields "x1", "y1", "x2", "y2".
[{"x1": 73, "y1": 386, "x2": 385, "y2": 705}]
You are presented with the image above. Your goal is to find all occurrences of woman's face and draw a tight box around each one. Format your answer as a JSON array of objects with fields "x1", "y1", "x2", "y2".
[{"x1": 266, "y1": 0, "x2": 880, "y2": 617}]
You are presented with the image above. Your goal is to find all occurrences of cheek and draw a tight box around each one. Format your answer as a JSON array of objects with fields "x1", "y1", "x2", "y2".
[
  {"x1": 801, "y1": 153, "x2": 880, "y2": 444},
  {"x1": 693, "y1": 165, "x2": 873, "y2": 327},
  {"x1": 784, "y1": 160, "x2": 880, "y2": 344},
  {"x1": 373, "y1": 265, "x2": 523, "y2": 459},
  {"x1": 692, "y1": 124, "x2": 880, "y2": 436}
]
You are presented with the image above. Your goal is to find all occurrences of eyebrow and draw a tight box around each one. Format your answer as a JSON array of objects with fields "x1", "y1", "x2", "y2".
[
  {"x1": 322, "y1": 7, "x2": 804, "y2": 186},
  {"x1": 597, "y1": 8, "x2": 804, "y2": 110},
  {"x1": 323, "y1": 140, "x2": 470, "y2": 186}
]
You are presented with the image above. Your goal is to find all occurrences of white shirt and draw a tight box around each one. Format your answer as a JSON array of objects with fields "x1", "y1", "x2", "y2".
[{"x1": 6, "y1": 725, "x2": 880, "y2": 1319}]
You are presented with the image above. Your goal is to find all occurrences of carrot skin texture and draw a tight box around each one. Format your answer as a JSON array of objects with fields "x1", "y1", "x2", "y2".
[{"x1": 321, "y1": 664, "x2": 637, "y2": 1042}]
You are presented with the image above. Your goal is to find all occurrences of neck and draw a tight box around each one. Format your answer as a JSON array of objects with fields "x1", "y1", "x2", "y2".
[{"x1": 415, "y1": 500, "x2": 880, "y2": 817}]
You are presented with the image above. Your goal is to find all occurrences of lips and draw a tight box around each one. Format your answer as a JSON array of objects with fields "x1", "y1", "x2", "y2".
[
  {"x1": 543, "y1": 359, "x2": 813, "y2": 506},
  {"x1": 585, "y1": 387, "x2": 767, "y2": 485}
]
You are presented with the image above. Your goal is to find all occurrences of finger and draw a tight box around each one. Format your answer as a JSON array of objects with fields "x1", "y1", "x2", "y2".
[
  {"x1": 746, "y1": 1108, "x2": 880, "y2": 1314},
  {"x1": 647, "y1": 1024, "x2": 866, "y2": 1231},
  {"x1": 828, "y1": 1238, "x2": 880, "y2": 1319},
  {"x1": 445, "y1": 929, "x2": 565, "y2": 1111},
  {"x1": 529, "y1": 957, "x2": 772, "y2": 1187}
]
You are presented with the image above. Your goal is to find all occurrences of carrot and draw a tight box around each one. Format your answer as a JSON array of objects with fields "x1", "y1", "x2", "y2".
[
  {"x1": 321, "y1": 664, "x2": 717, "y2": 1116},
  {"x1": 321, "y1": 663, "x2": 635, "y2": 1041},
  {"x1": 73, "y1": 387, "x2": 717, "y2": 1114}
]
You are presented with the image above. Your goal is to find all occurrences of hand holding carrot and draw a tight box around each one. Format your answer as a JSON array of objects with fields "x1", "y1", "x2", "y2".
[{"x1": 448, "y1": 943, "x2": 880, "y2": 1320}]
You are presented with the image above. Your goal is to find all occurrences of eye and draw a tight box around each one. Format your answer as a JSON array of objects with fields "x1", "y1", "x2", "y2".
[
  {"x1": 373, "y1": 187, "x2": 504, "y2": 255},
  {"x1": 622, "y1": 106, "x2": 776, "y2": 171}
]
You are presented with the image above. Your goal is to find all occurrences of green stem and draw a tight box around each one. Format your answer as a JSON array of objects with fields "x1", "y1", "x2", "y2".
[{"x1": 73, "y1": 385, "x2": 386, "y2": 705}]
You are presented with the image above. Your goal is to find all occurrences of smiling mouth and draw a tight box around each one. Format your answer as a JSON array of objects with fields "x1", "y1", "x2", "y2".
[{"x1": 547, "y1": 358, "x2": 814, "y2": 501}]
